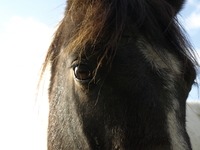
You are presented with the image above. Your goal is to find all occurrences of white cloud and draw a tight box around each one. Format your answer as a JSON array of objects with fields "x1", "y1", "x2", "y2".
[
  {"x1": 186, "y1": 12, "x2": 200, "y2": 30},
  {"x1": 0, "y1": 16, "x2": 54, "y2": 99},
  {"x1": 188, "y1": 0, "x2": 200, "y2": 5},
  {"x1": 0, "y1": 16, "x2": 54, "y2": 67},
  {"x1": 0, "y1": 16, "x2": 54, "y2": 91},
  {"x1": 188, "y1": 0, "x2": 193, "y2": 3},
  {"x1": 0, "y1": 16, "x2": 54, "y2": 150},
  {"x1": 184, "y1": 2, "x2": 200, "y2": 30}
]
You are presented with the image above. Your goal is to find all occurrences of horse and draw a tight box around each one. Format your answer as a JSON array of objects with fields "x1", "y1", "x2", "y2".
[{"x1": 40, "y1": 0, "x2": 199, "y2": 149}]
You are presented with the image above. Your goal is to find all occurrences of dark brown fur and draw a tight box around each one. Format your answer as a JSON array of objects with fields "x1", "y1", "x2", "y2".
[{"x1": 40, "y1": 0, "x2": 199, "y2": 149}]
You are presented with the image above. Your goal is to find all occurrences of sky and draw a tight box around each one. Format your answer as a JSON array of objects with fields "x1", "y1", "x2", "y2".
[{"x1": 0, "y1": 0, "x2": 199, "y2": 150}]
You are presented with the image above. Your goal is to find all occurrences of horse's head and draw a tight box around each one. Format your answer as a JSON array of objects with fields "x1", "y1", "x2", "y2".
[{"x1": 43, "y1": 0, "x2": 198, "y2": 149}]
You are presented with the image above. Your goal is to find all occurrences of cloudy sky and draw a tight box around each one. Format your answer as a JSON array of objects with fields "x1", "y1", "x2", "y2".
[{"x1": 0, "y1": 0, "x2": 199, "y2": 150}]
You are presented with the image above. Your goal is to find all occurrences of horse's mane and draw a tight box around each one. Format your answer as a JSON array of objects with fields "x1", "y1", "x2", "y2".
[{"x1": 40, "y1": 0, "x2": 198, "y2": 84}]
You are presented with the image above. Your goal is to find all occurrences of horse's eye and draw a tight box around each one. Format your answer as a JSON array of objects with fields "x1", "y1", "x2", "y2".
[{"x1": 74, "y1": 65, "x2": 92, "y2": 81}]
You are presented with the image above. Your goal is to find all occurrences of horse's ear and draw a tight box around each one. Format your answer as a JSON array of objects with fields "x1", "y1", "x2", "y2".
[{"x1": 165, "y1": 0, "x2": 186, "y2": 14}]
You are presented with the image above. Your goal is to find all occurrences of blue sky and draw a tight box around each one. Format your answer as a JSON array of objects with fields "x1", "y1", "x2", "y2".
[
  {"x1": 0, "y1": 0, "x2": 65, "y2": 25},
  {"x1": 180, "y1": 0, "x2": 200, "y2": 50},
  {"x1": 0, "y1": 0, "x2": 199, "y2": 150}
]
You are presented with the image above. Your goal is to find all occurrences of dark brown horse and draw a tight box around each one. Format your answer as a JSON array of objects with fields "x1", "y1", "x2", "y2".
[{"x1": 41, "y1": 0, "x2": 199, "y2": 149}]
